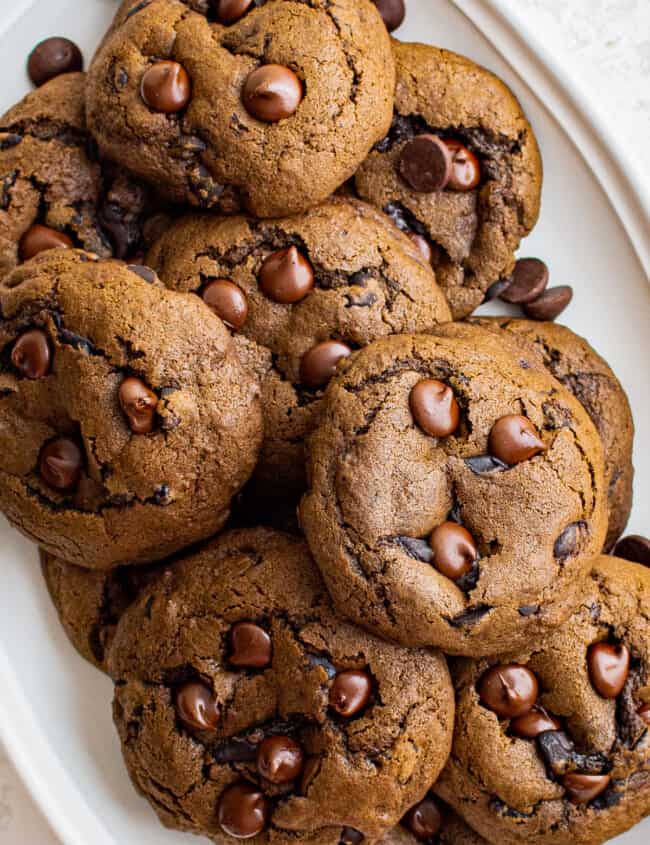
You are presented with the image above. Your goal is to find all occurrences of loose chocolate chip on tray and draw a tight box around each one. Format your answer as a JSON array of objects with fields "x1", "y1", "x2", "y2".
[
  {"x1": 500, "y1": 258, "x2": 549, "y2": 304},
  {"x1": 523, "y1": 285, "x2": 573, "y2": 320},
  {"x1": 27, "y1": 37, "x2": 83, "y2": 86}
]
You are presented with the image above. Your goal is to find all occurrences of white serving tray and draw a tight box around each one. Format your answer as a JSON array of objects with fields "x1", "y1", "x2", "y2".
[{"x1": 0, "y1": 1, "x2": 648, "y2": 844}]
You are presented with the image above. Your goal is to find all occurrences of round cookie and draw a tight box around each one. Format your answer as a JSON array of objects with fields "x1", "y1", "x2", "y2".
[
  {"x1": 300, "y1": 332, "x2": 608, "y2": 656},
  {"x1": 148, "y1": 199, "x2": 452, "y2": 500},
  {"x1": 355, "y1": 42, "x2": 542, "y2": 318},
  {"x1": 468, "y1": 317, "x2": 634, "y2": 551},
  {"x1": 108, "y1": 528, "x2": 455, "y2": 845},
  {"x1": 435, "y1": 555, "x2": 650, "y2": 845},
  {"x1": 86, "y1": 0, "x2": 395, "y2": 217},
  {"x1": 41, "y1": 550, "x2": 170, "y2": 670},
  {"x1": 380, "y1": 795, "x2": 489, "y2": 845},
  {"x1": 0, "y1": 249, "x2": 262, "y2": 568},
  {"x1": 0, "y1": 72, "x2": 165, "y2": 278}
]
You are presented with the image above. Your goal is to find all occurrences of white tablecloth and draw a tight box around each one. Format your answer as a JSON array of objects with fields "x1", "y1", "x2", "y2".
[{"x1": 1, "y1": 0, "x2": 649, "y2": 841}]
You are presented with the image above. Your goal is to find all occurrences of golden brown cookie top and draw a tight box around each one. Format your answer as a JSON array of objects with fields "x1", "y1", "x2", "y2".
[
  {"x1": 436, "y1": 555, "x2": 650, "y2": 845},
  {"x1": 0, "y1": 249, "x2": 262, "y2": 568},
  {"x1": 300, "y1": 331, "x2": 607, "y2": 656},
  {"x1": 355, "y1": 41, "x2": 542, "y2": 318},
  {"x1": 87, "y1": 0, "x2": 395, "y2": 217},
  {"x1": 109, "y1": 527, "x2": 455, "y2": 845}
]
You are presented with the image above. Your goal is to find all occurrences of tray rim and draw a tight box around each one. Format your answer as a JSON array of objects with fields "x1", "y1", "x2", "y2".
[{"x1": 0, "y1": 1, "x2": 648, "y2": 844}]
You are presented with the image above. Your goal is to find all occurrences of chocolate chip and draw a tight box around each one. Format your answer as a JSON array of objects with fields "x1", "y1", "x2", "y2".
[
  {"x1": 511, "y1": 706, "x2": 561, "y2": 739},
  {"x1": 340, "y1": 828, "x2": 364, "y2": 845},
  {"x1": 562, "y1": 773, "x2": 611, "y2": 805},
  {"x1": 613, "y1": 535, "x2": 650, "y2": 567},
  {"x1": 39, "y1": 437, "x2": 83, "y2": 492},
  {"x1": 399, "y1": 134, "x2": 451, "y2": 192},
  {"x1": 465, "y1": 455, "x2": 508, "y2": 475},
  {"x1": 214, "y1": 739, "x2": 258, "y2": 763},
  {"x1": 119, "y1": 377, "x2": 157, "y2": 435},
  {"x1": 444, "y1": 140, "x2": 481, "y2": 191},
  {"x1": 553, "y1": 522, "x2": 585, "y2": 561},
  {"x1": 256, "y1": 735, "x2": 304, "y2": 784},
  {"x1": 229, "y1": 622, "x2": 272, "y2": 668},
  {"x1": 213, "y1": 0, "x2": 255, "y2": 23},
  {"x1": 430, "y1": 522, "x2": 477, "y2": 581},
  {"x1": 20, "y1": 224, "x2": 73, "y2": 261},
  {"x1": 128, "y1": 264, "x2": 157, "y2": 284},
  {"x1": 478, "y1": 664, "x2": 539, "y2": 718},
  {"x1": 638, "y1": 704, "x2": 650, "y2": 725},
  {"x1": 300, "y1": 341, "x2": 352, "y2": 389},
  {"x1": 488, "y1": 414, "x2": 546, "y2": 465},
  {"x1": 242, "y1": 65, "x2": 303, "y2": 122},
  {"x1": 259, "y1": 246, "x2": 314, "y2": 304},
  {"x1": 484, "y1": 278, "x2": 512, "y2": 302},
  {"x1": 202, "y1": 279, "x2": 249, "y2": 330},
  {"x1": 218, "y1": 782, "x2": 269, "y2": 839},
  {"x1": 500, "y1": 258, "x2": 549, "y2": 304},
  {"x1": 410, "y1": 379, "x2": 460, "y2": 437},
  {"x1": 27, "y1": 37, "x2": 83, "y2": 87},
  {"x1": 140, "y1": 61, "x2": 191, "y2": 113},
  {"x1": 329, "y1": 669, "x2": 372, "y2": 718},
  {"x1": 449, "y1": 605, "x2": 491, "y2": 627},
  {"x1": 372, "y1": 0, "x2": 405, "y2": 31},
  {"x1": 588, "y1": 642, "x2": 630, "y2": 699},
  {"x1": 523, "y1": 285, "x2": 573, "y2": 321},
  {"x1": 402, "y1": 794, "x2": 443, "y2": 840},
  {"x1": 395, "y1": 536, "x2": 433, "y2": 563},
  {"x1": 11, "y1": 329, "x2": 51, "y2": 379},
  {"x1": 175, "y1": 681, "x2": 219, "y2": 731}
]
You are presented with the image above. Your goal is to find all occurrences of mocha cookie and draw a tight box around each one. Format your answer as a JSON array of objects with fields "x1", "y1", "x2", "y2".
[
  {"x1": 86, "y1": 0, "x2": 395, "y2": 217},
  {"x1": 355, "y1": 42, "x2": 542, "y2": 318},
  {"x1": 435, "y1": 555, "x2": 650, "y2": 845},
  {"x1": 108, "y1": 528, "x2": 455, "y2": 845},
  {"x1": 469, "y1": 318, "x2": 634, "y2": 551},
  {"x1": 148, "y1": 199, "x2": 452, "y2": 500},
  {"x1": 0, "y1": 249, "x2": 262, "y2": 568},
  {"x1": 0, "y1": 72, "x2": 166, "y2": 278},
  {"x1": 300, "y1": 332, "x2": 608, "y2": 656},
  {"x1": 380, "y1": 794, "x2": 488, "y2": 845},
  {"x1": 41, "y1": 550, "x2": 171, "y2": 670}
]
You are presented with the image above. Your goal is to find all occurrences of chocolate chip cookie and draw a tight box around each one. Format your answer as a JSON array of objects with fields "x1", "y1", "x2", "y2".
[
  {"x1": 0, "y1": 249, "x2": 262, "y2": 568},
  {"x1": 148, "y1": 198, "x2": 452, "y2": 500},
  {"x1": 355, "y1": 41, "x2": 542, "y2": 318},
  {"x1": 86, "y1": 0, "x2": 395, "y2": 217},
  {"x1": 300, "y1": 332, "x2": 608, "y2": 656},
  {"x1": 0, "y1": 72, "x2": 165, "y2": 278},
  {"x1": 41, "y1": 550, "x2": 171, "y2": 670},
  {"x1": 469, "y1": 317, "x2": 634, "y2": 551},
  {"x1": 380, "y1": 795, "x2": 488, "y2": 845},
  {"x1": 435, "y1": 555, "x2": 650, "y2": 845},
  {"x1": 108, "y1": 527, "x2": 455, "y2": 844}
]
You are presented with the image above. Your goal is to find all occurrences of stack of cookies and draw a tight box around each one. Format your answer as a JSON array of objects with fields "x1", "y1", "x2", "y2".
[{"x1": 0, "y1": 2, "x2": 648, "y2": 844}]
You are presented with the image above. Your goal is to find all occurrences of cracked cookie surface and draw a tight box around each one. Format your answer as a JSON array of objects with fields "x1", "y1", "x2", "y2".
[
  {"x1": 108, "y1": 527, "x2": 455, "y2": 845},
  {"x1": 468, "y1": 317, "x2": 634, "y2": 551},
  {"x1": 148, "y1": 198, "x2": 451, "y2": 501},
  {"x1": 0, "y1": 72, "x2": 165, "y2": 278},
  {"x1": 435, "y1": 556, "x2": 650, "y2": 845},
  {"x1": 0, "y1": 249, "x2": 262, "y2": 568},
  {"x1": 41, "y1": 549, "x2": 171, "y2": 670},
  {"x1": 355, "y1": 41, "x2": 542, "y2": 318},
  {"x1": 300, "y1": 332, "x2": 607, "y2": 656},
  {"x1": 86, "y1": 0, "x2": 395, "y2": 217}
]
